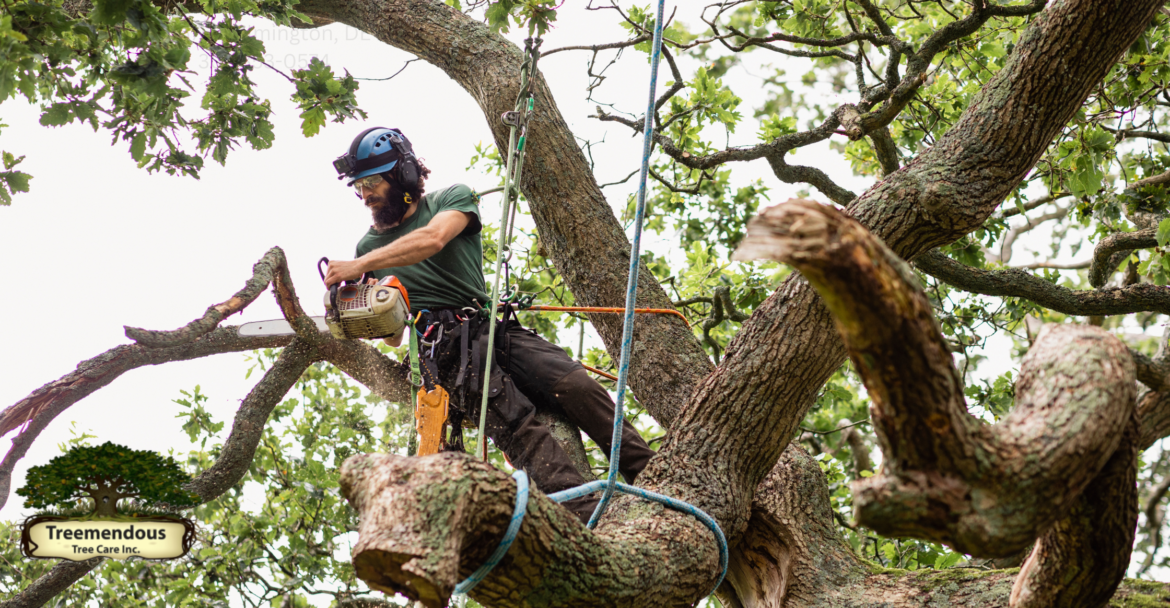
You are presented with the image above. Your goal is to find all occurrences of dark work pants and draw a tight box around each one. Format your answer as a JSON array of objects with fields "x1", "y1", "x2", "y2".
[
  {"x1": 423, "y1": 314, "x2": 655, "y2": 523},
  {"x1": 485, "y1": 324, "x2": 655, "y2": 522}
]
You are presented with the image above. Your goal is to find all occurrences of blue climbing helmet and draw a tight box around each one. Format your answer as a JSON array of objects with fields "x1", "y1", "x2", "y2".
[{"x1": 332, "y1": 127, "x2": 420, "y2": 191}]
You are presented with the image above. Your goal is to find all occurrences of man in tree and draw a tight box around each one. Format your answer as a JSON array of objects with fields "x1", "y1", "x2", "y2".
[
  {"x1": 322, "y1": 126, "x2": 654, "y2": 523},
  {"x1": 13, "y1": 1, "x2": 1170, "y2": 606}
]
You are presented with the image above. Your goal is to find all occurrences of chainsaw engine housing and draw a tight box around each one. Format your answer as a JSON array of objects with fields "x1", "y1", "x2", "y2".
[{"x1": 323, "y1": 281, "x2": 410, "y2": 340}]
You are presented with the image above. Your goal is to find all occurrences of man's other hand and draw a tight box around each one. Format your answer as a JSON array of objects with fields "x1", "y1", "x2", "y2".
[{"x1": 324, "y1": 259, "x2": 365, "y2": 286}]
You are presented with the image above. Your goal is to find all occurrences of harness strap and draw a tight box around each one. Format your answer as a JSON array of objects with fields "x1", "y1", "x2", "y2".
[
  {"x1": 408, "y1": 314, "x2": 423, "y2": 391},
  {"x1": 456, "y1": 316, "x2": 470, "y2": 387}
]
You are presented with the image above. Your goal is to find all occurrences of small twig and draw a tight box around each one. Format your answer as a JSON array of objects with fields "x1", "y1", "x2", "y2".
[
  {"x1": 833, "y1": 510, "x2": 858, "y2": 530},
  {"x1": 801, "y1": 419, "x2": 871, "y2": 435},
  {"x1": 599, "y1": 170, "x2": 638, "y2": 189},
  {"x1": 543, "y1": 34, "x2": 651, "y2": 56},
  {"x1": 355, "y1": 58, "x2": 420, "y2": 81}
]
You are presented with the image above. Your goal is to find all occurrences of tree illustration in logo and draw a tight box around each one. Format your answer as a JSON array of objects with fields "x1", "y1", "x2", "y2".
[{"x1": 17, "y1": 442, "x2": 200, "y2": 518}]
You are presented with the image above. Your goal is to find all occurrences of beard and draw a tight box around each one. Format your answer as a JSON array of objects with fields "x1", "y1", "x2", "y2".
[{"x1": 369, "y1": 193, "x2": 411, "y2": 229}]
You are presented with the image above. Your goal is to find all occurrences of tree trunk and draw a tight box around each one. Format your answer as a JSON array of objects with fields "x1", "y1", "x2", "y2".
[{"x1": 292, "y1": 0, "x2": 1168, "y2": 606}]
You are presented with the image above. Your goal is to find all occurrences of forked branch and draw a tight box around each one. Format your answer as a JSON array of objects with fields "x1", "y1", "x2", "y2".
[
  {"x1": 339, "y1": 452, "x2": 722, "y2": 608},
  {"x1": 734, "y1": 200, "x2": 1136, "y2": 561}
]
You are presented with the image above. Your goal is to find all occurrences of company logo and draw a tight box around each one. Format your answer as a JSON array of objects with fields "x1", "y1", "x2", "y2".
[{"x1": 18, "y1": 442, "x2": 199, "y2": 561}]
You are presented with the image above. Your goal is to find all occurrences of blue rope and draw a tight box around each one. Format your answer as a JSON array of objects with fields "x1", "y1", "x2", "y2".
[
  {"x1": 456, "y1": 0, "x2": 728, "y2": 598},
  {"x1": 548, "y1": 481, "x2": 728, "y2": 596},
  {"x1": 453, "y1": 470, "x2": 529, "y2": 595},
  {"x1": 586, "y1": 0, "x2": 667, "y2": 532},
  {"x1": 573, "y1": 0, "x2": 729, "y2": 596}
]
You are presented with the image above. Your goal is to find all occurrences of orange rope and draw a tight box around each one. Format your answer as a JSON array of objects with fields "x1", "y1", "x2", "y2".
[
  {"x1": 520, "y1": 305, "x2": 690, "y2": 327},
  {"x1": 581, "y1": 363, "x2": 618, "y2": 382}
]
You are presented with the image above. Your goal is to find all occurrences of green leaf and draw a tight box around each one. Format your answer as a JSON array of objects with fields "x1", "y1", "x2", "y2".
[
  {"x1": 2, "y1": 171, "x2": 31, "y2": 193},
  {"x1": 130, "y1": 133, "x2": 146, "y2": 161},
  {"x1": 40, "y1": 104, "x2": 72, "y2": 127},
  {"x1": 1157, "y1": 218, "x2": 1170, "y2": 247},
  {"x1": 92, "y1": 0, "x2": 135, "y2": 25},
  {"x1": 934, "y1": 551, "x2": 962, "y2": 569},
  {"x1": 300, "y1": 106, "x2": 325, "y2": 137}
]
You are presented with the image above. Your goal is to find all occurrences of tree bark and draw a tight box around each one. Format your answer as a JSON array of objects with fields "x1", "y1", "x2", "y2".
[
  {"x1": 735, "y1": 199, "x2": 1137, "y2": 559},
  {"x1": 340, "y1": 452, "x2": 721, "y2": 608},
  {"x1": 290, "y1": 0, "x2": 1165, "y2": 605},
  {"x1": 7, "y1": 0, "x2": 1169, "y2": 606}
]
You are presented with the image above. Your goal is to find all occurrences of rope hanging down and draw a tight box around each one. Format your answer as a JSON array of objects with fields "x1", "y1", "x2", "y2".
[
  {"x1": 475, "y1": 35, "x2": 542, "y2": 461},
  {"x1": 459, "y1": 6, "x2": 728, "y2": 598},
  {"x1": 566, "y1": 0, "x2": 728, "y2": 594}
]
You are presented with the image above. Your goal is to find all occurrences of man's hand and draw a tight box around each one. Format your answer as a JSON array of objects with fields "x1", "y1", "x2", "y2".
[{"x1": 324, "y1": 259, "x2": 366, "y2": 286}]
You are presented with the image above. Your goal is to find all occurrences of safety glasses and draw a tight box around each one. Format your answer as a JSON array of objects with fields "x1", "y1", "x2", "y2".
[{"x1": 352, "y1": 174, "x2": 385, "y2": 197}]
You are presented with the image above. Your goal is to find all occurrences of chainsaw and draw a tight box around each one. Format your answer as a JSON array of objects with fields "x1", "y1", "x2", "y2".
[{"x1": 238, "y1": 257, "x2": 412, "y2": 341}]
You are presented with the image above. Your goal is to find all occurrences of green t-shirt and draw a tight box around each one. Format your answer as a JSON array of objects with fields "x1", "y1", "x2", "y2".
[{"x1": 355, "y1": 184, "x2": 489, "y2": 311}]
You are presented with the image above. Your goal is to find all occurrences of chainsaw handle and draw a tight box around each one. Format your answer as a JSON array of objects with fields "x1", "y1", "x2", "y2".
[
  {"x1": 318, "y1": 257, "x2": 331, "y2": 284},
  {"x1": 319, "y1": 256, "x2": 374, "y2": 286},
  {"x1": 319, "y1": 257, "x2": 342, "y2": 323}
]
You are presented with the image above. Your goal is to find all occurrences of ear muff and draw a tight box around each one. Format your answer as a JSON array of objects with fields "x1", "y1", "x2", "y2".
[
  {"x1": 397, "y1": 158, "x2": 420, "y2": 192},
  {"x1": 385, "y1": 129, "x2": 420, "y2": 193}
]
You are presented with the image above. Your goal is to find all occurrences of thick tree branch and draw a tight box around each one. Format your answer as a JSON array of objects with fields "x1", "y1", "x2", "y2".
[
  {"x1": 1011, "y1": 418, "x2": 1139, "y2": 608},
  {"x1": 0, "y1": 560, "x2": 106, "y2": 608},
  {"x1": 340, "y1": 452, "x2": 721, "y2": 608},
  {"x1": 1132, "y1": 169, "x2": 1170, "y2": 190},
  {"x1": 1139, "y1": 389, "x2": 1170, "y2": 449},
  {"x1": 1112, "y1": 128, "x2": 1170, "y2": 144},
  {"x1": 320, "y1": 339, "x2": 412, "y2": 405},
  {"x1": 728, "y1": 443, "x2": 1163, "y2": 608},
  {"x1": 123, "y1": 247, "x2": 301, "y2": 347},
  {"x1": 735, "y1": 200, "x2": 1136, "y2": 558},
  {"x1": 765, "y1": 151, "x2": 857, "y2": 206},
  {"x1": 0, "y1": 328, "x2": 291, "y2": 512},
  {"x1": 868, "y1": 126, "x2": 901, "y2": 176}
]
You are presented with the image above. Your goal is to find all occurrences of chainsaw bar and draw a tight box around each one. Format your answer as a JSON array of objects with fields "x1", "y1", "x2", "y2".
[{"x1": 238, "y1": 316, "x2": 330, "y2": 337}]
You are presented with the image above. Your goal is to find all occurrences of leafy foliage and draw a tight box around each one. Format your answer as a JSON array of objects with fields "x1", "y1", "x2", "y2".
[{"x1": 0, "y1": 0, "x2": 363, "y2": 187}]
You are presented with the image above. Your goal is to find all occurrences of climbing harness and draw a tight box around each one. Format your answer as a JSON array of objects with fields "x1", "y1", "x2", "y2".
[
  {"x1": 410, "y1": 308, "x2": 481, "y2": 455},
  {"x1": 457, "y1": 3, "x2": 729, "y2": 598}
]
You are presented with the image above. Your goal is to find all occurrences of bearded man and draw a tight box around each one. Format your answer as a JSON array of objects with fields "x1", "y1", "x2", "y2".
[{"x1": 323, "y1": 127, "x2": 654, "y2": 523}]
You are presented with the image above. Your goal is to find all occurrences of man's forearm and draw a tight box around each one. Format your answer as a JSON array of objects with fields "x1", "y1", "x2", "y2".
[
  {"x1": 358, "y1": 230, "x2": 445, "y2": 273},
  {"x1": 325, "y1": 210, "x2": 471, "y2": 287}
]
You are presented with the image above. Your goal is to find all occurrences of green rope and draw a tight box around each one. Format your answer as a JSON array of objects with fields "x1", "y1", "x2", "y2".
[{"x1": 475, "y1": 36, "x2": 543, "y2": 460}]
